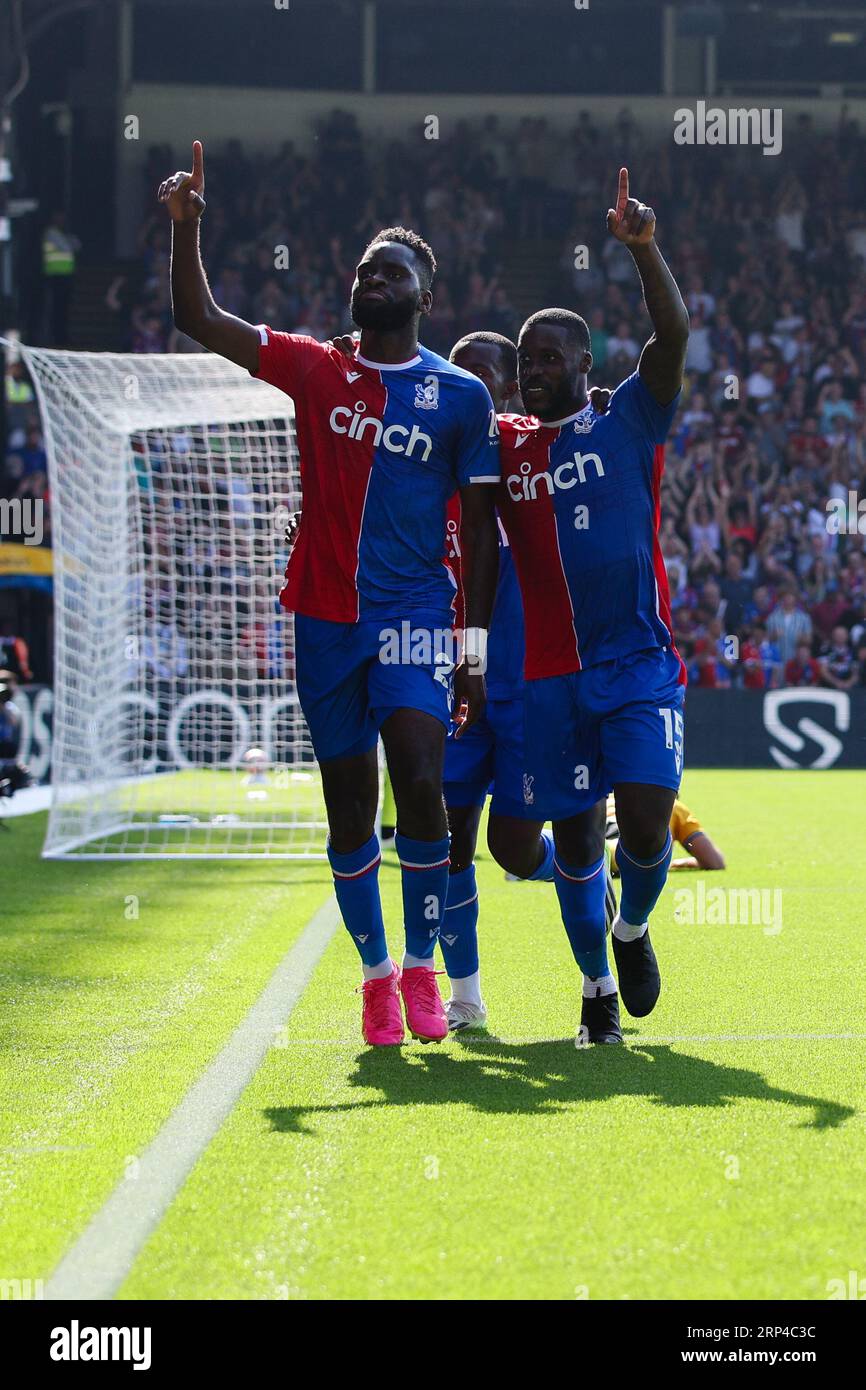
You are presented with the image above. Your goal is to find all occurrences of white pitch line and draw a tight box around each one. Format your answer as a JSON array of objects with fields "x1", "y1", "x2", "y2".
[
  {"x1": 44, "y1": 896, "x2": 341, "y2": 1302},
  {"x1": 245, "y1": 1031, "x2": 866, "y2": 1047},
  {"x1": 625, "y1": 1032, "x2": 866, "y2": 1044},
  {"x1": 463, "y1": 1031, "x2": 866, "y2": 1045}
]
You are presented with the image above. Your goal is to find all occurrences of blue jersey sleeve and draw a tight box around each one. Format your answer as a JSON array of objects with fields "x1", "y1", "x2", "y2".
[
  {"x1": 610, "y1": 370, "x2": 681, "y2": 445},
  {"x1": 455, "y1": 377, "x2": 500, "y2": 488}
]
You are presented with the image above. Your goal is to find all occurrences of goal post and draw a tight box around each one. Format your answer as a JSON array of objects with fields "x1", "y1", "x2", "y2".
[{"x1": 16, "y1": 341, "x2": 332, "y2": 859}]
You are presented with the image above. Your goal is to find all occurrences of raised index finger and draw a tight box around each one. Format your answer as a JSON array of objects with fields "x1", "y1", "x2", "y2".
[
  {"x1": 192, "y1": 140, "x2": 204, "y2": 182},
  {"x1": 615, "y1": 167, "x2": 629, "y2": 220}
]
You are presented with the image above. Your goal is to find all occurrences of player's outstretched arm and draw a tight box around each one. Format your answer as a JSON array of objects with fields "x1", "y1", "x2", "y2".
[
  {"x1": 158, "y1": 141, "x2": 260, "y2": 373},
  {"x1": 669, "y1": 831, "x2": 725, "y2": 871},
  {"x1": 607, "y1": 167, "x2": 689, "y2": 406}
]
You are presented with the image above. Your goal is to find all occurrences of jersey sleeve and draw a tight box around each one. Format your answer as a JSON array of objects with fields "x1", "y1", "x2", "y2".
[
  {"x1": 252, "y1": 326, "x2": 327, "y2": 398},
  {"x1": 670, "y1": 799, "x2": 703, "y2": 847},
  {"x1": 455, "y1": 377, "x2": 501, "y2": 488},
  {"x1": 609, "y1": 370, "x2": 681, "y2": 445}
]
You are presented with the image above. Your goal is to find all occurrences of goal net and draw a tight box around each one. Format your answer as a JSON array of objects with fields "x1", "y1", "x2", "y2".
[{"x1": 21, "y1": 343, "x2": 329, "y2": 859}]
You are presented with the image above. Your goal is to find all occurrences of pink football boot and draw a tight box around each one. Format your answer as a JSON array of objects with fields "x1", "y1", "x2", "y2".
[
  {"x1": 400, "y1": 966, "x2": 448, "y2": 1043},
  {"x1": 359, "y1": 962, "x2": 404, "y2": 1046}
]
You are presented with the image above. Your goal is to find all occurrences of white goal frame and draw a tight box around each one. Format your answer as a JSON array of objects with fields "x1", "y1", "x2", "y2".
[{"x1": 13, "y1": 341, "x2": 333, "y2": 860}]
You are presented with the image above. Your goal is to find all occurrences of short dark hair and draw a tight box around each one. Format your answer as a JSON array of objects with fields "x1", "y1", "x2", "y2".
[
  {"x1": 450, "y1": 331, "x2": 518, "y2": 380},
  {"x1": 519, "y1": 307, "x2": 591, "y2": 355},
  {"x1": 364, "y1": 226, "x2": 437, "y2": 289}
]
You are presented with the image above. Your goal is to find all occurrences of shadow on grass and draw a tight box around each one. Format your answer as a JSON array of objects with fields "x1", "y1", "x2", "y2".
[{"x1": 266, "y1": 1035, "x2": 855, "y2": 1136}]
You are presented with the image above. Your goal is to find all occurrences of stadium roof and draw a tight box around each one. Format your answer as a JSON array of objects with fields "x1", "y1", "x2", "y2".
[{"x1": 125, "y1": 0, "x2": 866, "y2": 12}]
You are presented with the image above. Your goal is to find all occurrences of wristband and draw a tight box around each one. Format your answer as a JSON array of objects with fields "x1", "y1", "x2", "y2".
[{"x1": 463, "y1": 626, "x2": 488, "y2": 673}]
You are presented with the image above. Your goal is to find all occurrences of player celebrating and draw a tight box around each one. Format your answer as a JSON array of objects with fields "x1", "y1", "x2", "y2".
[
  {"x1": 158, "y1": 142, "x2": 500, "y2": 1047},
  {"x1": 440, "y1": 333, "x2": 615, "y2": 1030},
  {"x1": 496, "y1": 169, "x2": 689, "y2": 1043},
  {"x1": 301, "y1": 329, "x2": 617, "y2": 1031}
]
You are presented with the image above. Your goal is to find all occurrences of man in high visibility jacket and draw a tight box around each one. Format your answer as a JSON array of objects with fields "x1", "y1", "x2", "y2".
[
  {"x1": 5, "y1": 360, "x2": 34, "y2": 433},
  {"x1": 42, "y1": 211, "x2": 80, "y2": 346}
]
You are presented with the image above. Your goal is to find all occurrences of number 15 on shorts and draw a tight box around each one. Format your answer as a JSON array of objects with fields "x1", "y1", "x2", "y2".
[{"x1": 658, "y1": 707, "x2": 684, "y2": 776}]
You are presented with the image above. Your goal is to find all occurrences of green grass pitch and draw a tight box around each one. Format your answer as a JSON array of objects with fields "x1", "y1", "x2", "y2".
[{"x1": 2, "y1": 769, "x2": 865, "y2": 1300}]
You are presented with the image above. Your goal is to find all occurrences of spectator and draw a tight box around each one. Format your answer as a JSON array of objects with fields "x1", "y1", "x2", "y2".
[
  {"x1": 5, "y1": 360, "x2": 35, "y2": 433},
  {"x1": 811, "y1": 583, "x2": 850, "y2": 642},
  {"x1": 817, "y1": 379, "x2": 856, "y2": 438},
  {"x1": 17, "y1": 425, "x2": 47, "y2": 479},
  {"x1": 690, "y1": 637, "x2": 719, "y2": 688},
  {"x1": 660, "y1": 515, "x2": 689, "y2": 591},
  {"x1": 10, "y1": 109, "x2": 866, "y2": 701},
  {"x1": 0, "y1": 672, "x2": 23, "y2": 760},
  {"x1": 487, "y1": 285, "x2": 520, "y2": 341},
  {"x1": 685, "y1": 307, "x2": 714, "y2": 375},
  {"x1": 606, "y1": 319, "x2": 641, "y2": 377},
  {"x1": 820, "y1": 625, "x2": 858, "y2": 691},
  {"x1": 0, "y1": 626, "x2": 33, "y2": 683},
  {"x1": 708, "y1": 617, "x2": 734, "y2": 686},
  {"x1": 720, "y1": 552, "x2": 754, "y2": 632},
  {"x1": 131, "y1": 313, "x2": 167, "y2": 354},
  {"x1": 754, "y1": 623, "x2": 783, "y2": 689},
  {"x1": 784, "y1": 641, "x2": 822, "y2": 688},
  {"x1": 252, "y1": 276, "x2": 290, "y2": 325},
  {"x1": 41, "y1": 210, "x2": 81, "y2": 346},
  {"x1": 680, "y1": 390, "x2": 713, "y2": 439},
  {"x1": 685, "y1": 487, "x2": 722, "y2": 578},
  {"x1": 740, "y1": 628, "x2": 766, "y2": 690},
  {"x1": 767, "y1": 590, "x2": 813, "y2": 664}
]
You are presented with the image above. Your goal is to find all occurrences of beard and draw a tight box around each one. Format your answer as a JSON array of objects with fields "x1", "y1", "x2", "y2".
[
  {"x1": 519, "y1": 381, "x2": 577, "y2": 421},
  {"x1": 350, "y1": 288, "x2": 420, "y2": 332}
]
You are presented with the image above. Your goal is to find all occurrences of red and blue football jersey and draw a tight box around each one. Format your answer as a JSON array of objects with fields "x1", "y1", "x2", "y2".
[
  {"x1": 254, "y1": 329, "x2": 499, "y2": 623},
  {"x1": 497, "y1": 372, "x2": 685, "y2": 682}
]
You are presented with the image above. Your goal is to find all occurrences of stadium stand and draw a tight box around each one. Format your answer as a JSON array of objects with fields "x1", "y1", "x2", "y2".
[{"x1": 4, "y1": 106, "x2": 866, "y2": 690}]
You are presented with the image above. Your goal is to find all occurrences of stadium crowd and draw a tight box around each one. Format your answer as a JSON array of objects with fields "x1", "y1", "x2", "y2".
[{"x1": 4, "y1": 105, "x2": 866, "y2": 690}]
